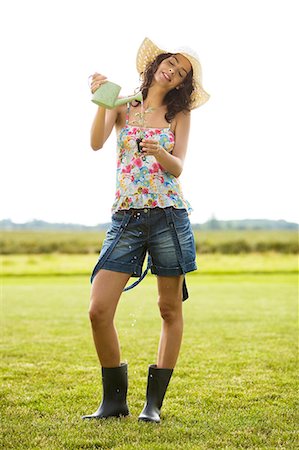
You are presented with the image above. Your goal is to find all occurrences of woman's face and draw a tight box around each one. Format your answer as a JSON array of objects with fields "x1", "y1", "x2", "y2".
[{"x1": 154, "y1": 54, "x2": 192, "y2": 89}]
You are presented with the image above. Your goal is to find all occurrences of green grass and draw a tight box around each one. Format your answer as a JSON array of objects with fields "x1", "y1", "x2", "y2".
[
  {"x1": 1, "y1": 257, "x2": 298, "y2": 449},
  {"x1": 1, "y1": 252, "x2": 298, "y2": 276}
]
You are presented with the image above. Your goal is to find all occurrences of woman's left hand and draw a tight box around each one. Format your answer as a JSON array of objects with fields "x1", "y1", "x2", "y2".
[{"x1": 140, "y1": 139, "x2": 163, "y2": 158}]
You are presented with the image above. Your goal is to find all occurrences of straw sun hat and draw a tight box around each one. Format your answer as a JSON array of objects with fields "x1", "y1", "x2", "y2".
[{"x1": 136, "y1": 37, "x2": 210, "y2": 109}]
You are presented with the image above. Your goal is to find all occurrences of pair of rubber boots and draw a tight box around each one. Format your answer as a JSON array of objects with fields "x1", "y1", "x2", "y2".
[{"x1": 82, "y1": 363, "x2": 173, "y2": 423}]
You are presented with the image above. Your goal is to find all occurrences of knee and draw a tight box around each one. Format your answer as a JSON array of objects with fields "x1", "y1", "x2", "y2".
[
  {"x1": 158, "y1": 296, "x2": 182, "y2": 323},
  {"x1": 88, "y1": 297, "x2": 111, "y2": 328}
]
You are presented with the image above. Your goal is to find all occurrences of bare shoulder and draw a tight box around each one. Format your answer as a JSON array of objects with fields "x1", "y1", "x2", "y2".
[
  {"x1": 177, "y1": 110, "x2": 191, "y2": 122},
  {"x1": 172, "y1": 110, "x2": 191, "y2": 134}
]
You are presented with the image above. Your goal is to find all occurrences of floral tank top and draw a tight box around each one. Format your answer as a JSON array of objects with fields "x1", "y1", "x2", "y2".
[{"x1": 111, "y1": 104, "x2": 192, "y2": 214}]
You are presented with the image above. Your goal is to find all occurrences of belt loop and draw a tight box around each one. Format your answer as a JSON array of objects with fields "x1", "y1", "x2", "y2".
[{"x1": 164, "y1": 207, "x2": 173, "y2": 227}]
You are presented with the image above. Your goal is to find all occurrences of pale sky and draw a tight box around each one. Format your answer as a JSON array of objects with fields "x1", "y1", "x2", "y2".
[{"x1": 1, "y1": 0, "x2": 298, "y2": 225}]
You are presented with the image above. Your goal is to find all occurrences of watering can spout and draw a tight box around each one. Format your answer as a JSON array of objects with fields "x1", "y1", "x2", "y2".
[
  {"x1": 114, "y1": 91, "x2": 143, "y2": 107},
  {"x1": 91, "y1": 80, "x2": 143, "y2": 109}
]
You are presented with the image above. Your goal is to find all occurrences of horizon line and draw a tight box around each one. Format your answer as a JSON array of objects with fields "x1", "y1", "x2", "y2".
[{"x1": 1, "y1": 217, "x2": 298, "y2": 227}]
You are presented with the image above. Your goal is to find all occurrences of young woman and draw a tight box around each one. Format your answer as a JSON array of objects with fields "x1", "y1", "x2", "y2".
[{"x1": 82, "y1": 37, "x2": 209, "y2": 423}]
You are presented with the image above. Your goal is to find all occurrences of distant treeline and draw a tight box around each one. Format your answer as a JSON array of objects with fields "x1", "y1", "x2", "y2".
[
  {"x1": 1, "y1": 230, "x2": 298, "y2": 254},
  {"x1": 195, "y1": 218, "x2": 298, "y2": 231},
  {"x1": 0, "y1": 218, "x2": 298, "y2": 231}
]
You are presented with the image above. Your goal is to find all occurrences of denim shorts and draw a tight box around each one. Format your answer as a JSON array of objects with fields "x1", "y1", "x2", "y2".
[{"x1": 90, "y1": 207, "x2": 197, "y2": 300}]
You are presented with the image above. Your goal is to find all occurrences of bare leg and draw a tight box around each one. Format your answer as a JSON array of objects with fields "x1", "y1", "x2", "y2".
[
  {"x1": 89, "y1": 269, "x2": 131, "y2": 367},
  {"x1": 156, "y1": 275, "x2": 184, "y2": 369}
]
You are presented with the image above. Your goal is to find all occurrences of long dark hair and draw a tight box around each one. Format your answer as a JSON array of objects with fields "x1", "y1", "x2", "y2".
[{"x1": 137, "y1": 53, "x2": 194, "y2": 122}]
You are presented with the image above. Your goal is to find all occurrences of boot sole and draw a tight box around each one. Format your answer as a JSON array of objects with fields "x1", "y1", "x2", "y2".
[
  {"x1": 82, "y1": 411, "x2": 130, "y2": 420},
  {"x1": 138, "y1": 417, "x2": 160, "y2": 423}
]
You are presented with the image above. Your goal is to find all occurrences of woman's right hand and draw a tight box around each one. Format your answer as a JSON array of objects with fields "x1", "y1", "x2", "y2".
[{"x1": 89, "y1": 73, "x2": 107, "y2": 94}]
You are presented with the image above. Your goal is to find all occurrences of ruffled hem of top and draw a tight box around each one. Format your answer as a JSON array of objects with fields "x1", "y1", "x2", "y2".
[{"x1": 111, "y1": 193, "x2": 192, "y2": 214}]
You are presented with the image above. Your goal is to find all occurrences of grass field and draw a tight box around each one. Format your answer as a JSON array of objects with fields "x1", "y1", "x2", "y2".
[
  {"x1": 1, "y1": 253, "x2": 298, "y2": 277},
  {"x1": 1, "y1": 254, "x2": 298, "y2": 449}
]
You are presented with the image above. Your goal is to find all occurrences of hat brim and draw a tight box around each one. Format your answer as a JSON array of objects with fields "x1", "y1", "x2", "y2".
[{"x1": 136, "y1": 37, "x2": 210, "y2": 109}]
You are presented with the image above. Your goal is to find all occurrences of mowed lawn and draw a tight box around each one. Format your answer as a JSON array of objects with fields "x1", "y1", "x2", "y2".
[{"x1": 1, "y1": 255, "x2": 298, "y2": 449}]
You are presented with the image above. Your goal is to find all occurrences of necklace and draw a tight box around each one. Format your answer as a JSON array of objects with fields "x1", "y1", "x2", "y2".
[
  {"x1": 133, "y1": 103, "x2": 155, "y2": 127},
  {"x1": 133, "y1": 102, "x2": 156, "y2": 158}
]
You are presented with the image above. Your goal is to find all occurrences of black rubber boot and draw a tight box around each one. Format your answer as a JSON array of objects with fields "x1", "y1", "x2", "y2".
[
  {"x1": 138, "y1": 364, "x2": 173, "y2": 423},
  {"x1": 82, "y1": 362, "x2": 129, "y2": 419}
]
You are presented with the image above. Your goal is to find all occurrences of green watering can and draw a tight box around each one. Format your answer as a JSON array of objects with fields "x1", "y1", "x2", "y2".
[{"x1": 92, "y1": 81, "x2": 143, "y2": 109}]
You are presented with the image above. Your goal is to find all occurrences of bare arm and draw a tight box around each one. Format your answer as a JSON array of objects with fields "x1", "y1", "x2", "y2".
[
  {"x1": 90, "y1": 106, "x2": 117, "y2": 150},
  {"x1": 140, "y1": 111, "x2": 191, "y2": 177},
  {"x1": 89, "y1": 73, "x2": 118, "y2": 150}
]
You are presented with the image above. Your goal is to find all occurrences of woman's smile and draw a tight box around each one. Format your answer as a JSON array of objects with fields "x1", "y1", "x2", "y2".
[{"x1": 162, "y1": 71, "x2": 172, "y2": 82}]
